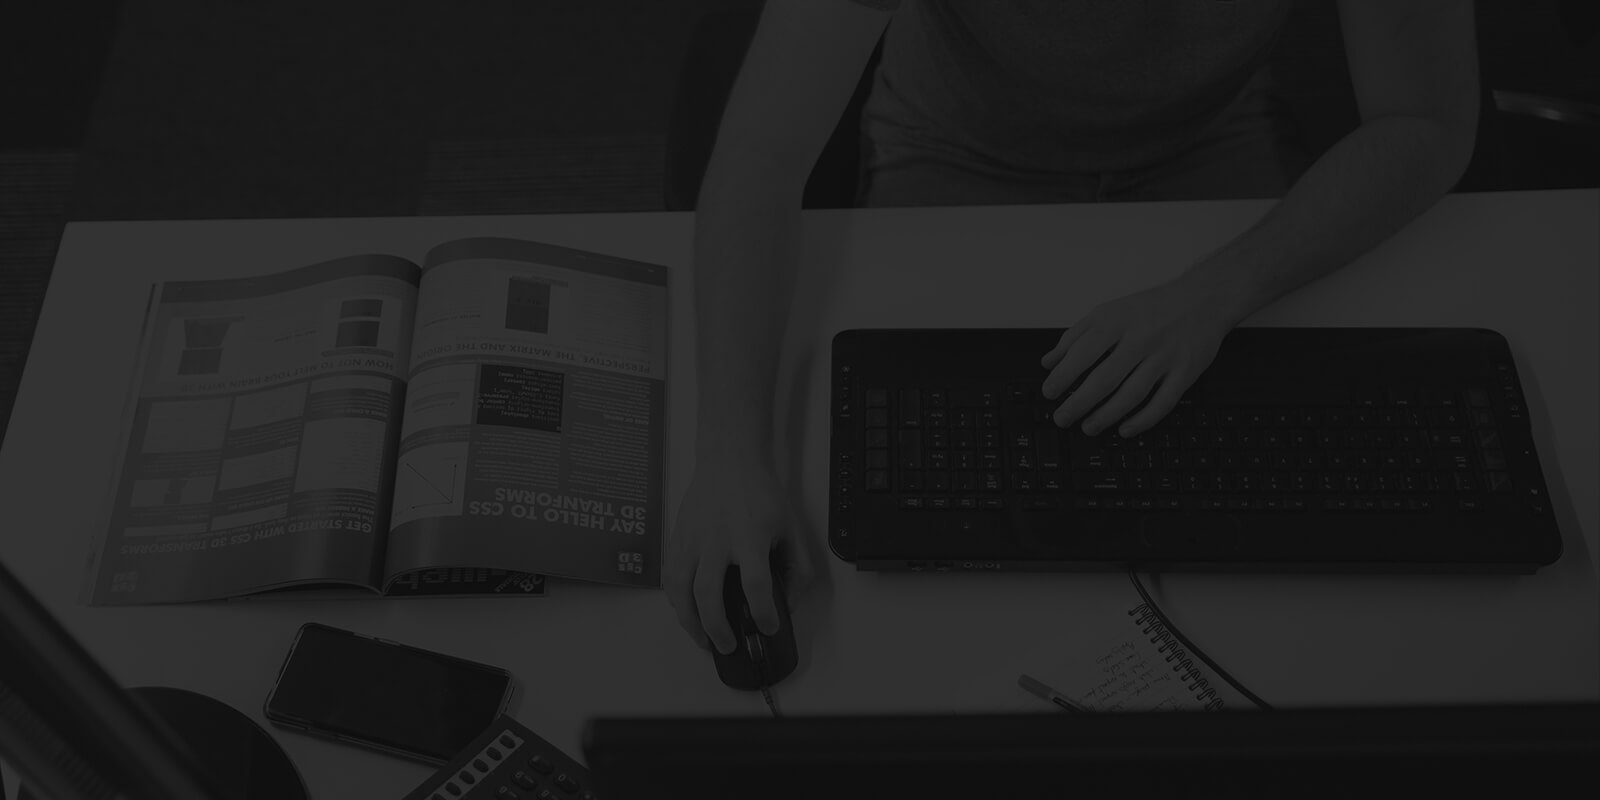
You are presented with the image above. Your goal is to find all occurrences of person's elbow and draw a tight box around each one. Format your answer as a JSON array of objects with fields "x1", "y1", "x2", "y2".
[{"x1": 1430, "y1": 105, "x2": 1479, "y2": 191}]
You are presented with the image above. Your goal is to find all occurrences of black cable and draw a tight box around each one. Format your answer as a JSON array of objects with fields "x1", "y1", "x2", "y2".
[
  {"x1": 1127, "y1": 567, "x2": 1274, "y2": 711},
  {"x1": 761, "y1": 685, "x2": 781, "y2": 718}
]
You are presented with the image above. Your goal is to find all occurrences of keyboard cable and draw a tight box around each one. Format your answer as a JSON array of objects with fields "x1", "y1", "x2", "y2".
[{"x1": 1126, "y1": 566, "x2": 1275, "y2": 711}]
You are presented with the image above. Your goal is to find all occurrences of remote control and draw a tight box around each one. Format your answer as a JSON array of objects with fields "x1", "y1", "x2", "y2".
[{"x1": 401, "y1": 714, "x2": 596, "y2": 800}]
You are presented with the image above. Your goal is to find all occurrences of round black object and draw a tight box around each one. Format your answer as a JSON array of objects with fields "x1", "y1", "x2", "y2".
[{"x1": 18, "y1": 686, "x2": 307, "y2": 800}]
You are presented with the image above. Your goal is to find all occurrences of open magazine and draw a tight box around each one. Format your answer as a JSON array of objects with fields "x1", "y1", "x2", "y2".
[{"x1": 82, "y1": 237, "x2": 667, "y2": 605}]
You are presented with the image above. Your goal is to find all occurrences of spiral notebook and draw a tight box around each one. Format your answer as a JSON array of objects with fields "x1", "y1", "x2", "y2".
[
  {"x1": 982, "y1": 594, "x2": 1245, "y2": 714},
  {"x1": 1032, "y1": 602, "x2": 1233, "y2": 711}
]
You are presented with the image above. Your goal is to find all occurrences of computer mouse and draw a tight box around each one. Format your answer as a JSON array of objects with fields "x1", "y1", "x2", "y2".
[{"x1": 712, "y1": 549, "x2": 799, "y2": 691}]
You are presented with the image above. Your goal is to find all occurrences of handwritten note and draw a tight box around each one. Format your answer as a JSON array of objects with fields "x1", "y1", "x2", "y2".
[{"x1": 1025, "y1": 616, "x2": 1217, "y2": 713}]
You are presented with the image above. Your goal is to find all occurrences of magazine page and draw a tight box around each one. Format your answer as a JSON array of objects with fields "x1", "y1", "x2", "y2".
[
  {"x1": 82, "y1": 255, "x2": 420, "y2": 605},
  {"x1": 383, "y1": 237, "x2": 668, "y2": 590}
]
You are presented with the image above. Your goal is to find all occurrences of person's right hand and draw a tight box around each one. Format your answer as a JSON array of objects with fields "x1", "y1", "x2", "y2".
[{"x1": 665, "y1": 451, "x2": 814, "y2": 654}]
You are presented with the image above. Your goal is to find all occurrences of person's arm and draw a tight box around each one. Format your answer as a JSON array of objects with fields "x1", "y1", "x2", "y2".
[
  {"x1": 693, "y1": 0, "x2": 891, "y2": 457},
  {"x1": 668, "y1": 0, "x2": 890, "y2": 653},
  {"x1": 1179, "y1": 0, "x2": 1480, "y2": 327},
  {"x1": 1044, "y1": 1, "x2": 1479, "y2": 437}
]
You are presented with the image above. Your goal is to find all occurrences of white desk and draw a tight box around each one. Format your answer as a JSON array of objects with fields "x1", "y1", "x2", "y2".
[{"x1": 2, "y1": 190, "x2": 1596, "y2": 798}]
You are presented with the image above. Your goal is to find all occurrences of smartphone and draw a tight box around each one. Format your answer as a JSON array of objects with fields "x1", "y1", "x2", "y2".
[{"x1": 263, "y1": 623, "x2": 516, "y2": 764}]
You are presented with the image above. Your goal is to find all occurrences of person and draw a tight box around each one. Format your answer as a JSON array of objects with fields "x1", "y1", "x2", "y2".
[{"x1": 667, "y1": 0, "x2": 1480, "y2": 654}]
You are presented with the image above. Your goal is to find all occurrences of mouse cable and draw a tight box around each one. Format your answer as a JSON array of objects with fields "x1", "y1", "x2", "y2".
[
  {"x1": 1126, "y1": 566, "x2": 1274, "y2": 711},
  {"x1": 761, "y1": 685, "x2": 782, "y2": 718}
]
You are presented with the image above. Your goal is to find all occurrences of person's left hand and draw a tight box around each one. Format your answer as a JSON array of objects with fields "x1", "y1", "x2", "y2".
[{"x1": 1041, "y1": 278, "x2": 1239, "y2": 438}]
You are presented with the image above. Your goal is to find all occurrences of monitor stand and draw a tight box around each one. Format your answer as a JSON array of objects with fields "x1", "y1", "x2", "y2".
[{"x1": 18, "y1": 687, "x2": 307, "y2": 800}]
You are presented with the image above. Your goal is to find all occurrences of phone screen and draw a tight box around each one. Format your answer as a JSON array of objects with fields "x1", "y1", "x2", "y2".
[{"x1": 265, "y1": 624, "x2": 511, "y2": 762}]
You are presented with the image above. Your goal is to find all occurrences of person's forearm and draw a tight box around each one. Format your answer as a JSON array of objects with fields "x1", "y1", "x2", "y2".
[
  {"x1": 1178, "y1": 116, "x2": 1476, "y2": 323},
  {"x1": 692, "y1": 154, "x2": 806, "y2": 458}
]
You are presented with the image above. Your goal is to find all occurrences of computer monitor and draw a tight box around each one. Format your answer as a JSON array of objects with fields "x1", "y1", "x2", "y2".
[
  {"x1": 0, "y1": 558, "x2": 305, "y2": 800},
  {"x1": 582, "y1": 703, "x2": 1600, "y2": 799}
]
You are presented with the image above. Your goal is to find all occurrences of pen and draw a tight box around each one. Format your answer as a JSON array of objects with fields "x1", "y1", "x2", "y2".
[{"x1": 1017, "y1": 674, "x2": 1089, "y2": 713}]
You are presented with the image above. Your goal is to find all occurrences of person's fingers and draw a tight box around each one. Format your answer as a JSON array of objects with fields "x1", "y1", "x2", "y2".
[
  {"x1": 667, "y1": 564, "x2": 712, "y2": 651},
  {"x1": 1081, "y1": 358, "x2": 1163, "y2": 436},
  {"x1": 1041, "y1": 328, "x2": 1114, "y2": 399},
  {"x1": 1052, "y1": 348, "x2": 1138, "y2": 430},
  {"x1": 737, "y1": 545, "x2": 781, "y2": 636},
  {"x1": 693, "y1": 555, "x2": 736, "y2": 654},
  {"x1": 1115, "y1": 367, "x2": 1192, "y2": 438},
  {"x1": 1041, "y1": 323, "x2": 1091, "y2": 370}
]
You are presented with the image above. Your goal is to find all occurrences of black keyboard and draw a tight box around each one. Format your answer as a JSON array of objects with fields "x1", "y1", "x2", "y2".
[
  {"x1": 828, "y1": 328, "x2": 1562, "y2": 572},
  {"x1": 856, "y1": 382, "x2": 1518, "y2": 515}
]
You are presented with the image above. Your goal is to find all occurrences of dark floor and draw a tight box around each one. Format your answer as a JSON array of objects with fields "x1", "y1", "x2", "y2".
[{"x1": 1, "y1": 0, "x2": 1596, "y2": 444}]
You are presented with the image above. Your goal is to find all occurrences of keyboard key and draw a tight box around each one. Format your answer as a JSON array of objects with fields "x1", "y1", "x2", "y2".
[
  {"x1": 512, "y1": 771, "x2": 539, "y2": 789},
  {"x1": 929, "y1": 471, "x2": 950, "y2": 492},
  {"x1": 866, "y1": 471, "x2": 889, "y2": 492},
  {"x1": 982, "y1": 497, "x2": 1005, "y2": 510},
  {"x1": 866, "y1": 409, "x2": 888, "y2": 428},
  {"x1": 1078, "y1": 473, "x2": 1123, "y2": 492},
  {"x1": 867, "y1": 450, "x2": 888, "y2": 470},
  {"x1": 1465, "y1": 388, "x2": 1491, "y2": 408},
  {"x1": 1322, "y1": 498, "x2": 1351, "y2": 511},
  {"x1": 1480, "y1": 450, "x2": 1507, "y2": 470},
  {"x1": 981, "y1": 472, "x2": 1003, "y2": 493},
  {"x1": 1025, "y1": 498, "x2": 1058, "y2": 511},
  {"x1": 900, "y1": 390, "x2": 922, "y2": 426},
  {"x1": 1012, "y1": 473, "x2": 1036, "y2": 492},
  {"x1": 901, "y1": 471, "x2": 923, "y2": 492},
  {"x1": 1352, "y1": 496, "x2": 1378, "y2": 511},
  {"x1": 955, "y1": 496, "x2": 978, "y2": 510},
  {"x1": 927, "y1": 450, "x2": 949, "y2": 470},
  {"x1": 1041, "y1": 471, "x2": 1064, "y2": 491},
  {"x1": 1429, "y1": 408, "x2": 1465, "y2": 427},
  {"x1": 953, "y1": 409, "x2": 976, "y2": 428},
  {"x1": 1485, "y1": 471, "x2": 1512, "y2": 492},
  {"x1": 928, "y1": 389, "x2": 947, "y2": 407},
  {"x1": 1284, "y1": 496, "x2": 1308, "y2": 511},
  {"x1": 954, "y1": 450, "x2": 976, "y2": 470},
  {"x1": 1456, "y1": 497, "x2": 1482, "y2": 511},
  {"x1": 898, "y1": 430, "x2": 923, "y2": 468},
  {"x1": 926, "y1": 408, "x2": 948, "y2": 427},
  {"x1": 496, "y1": 787, "x2": 520, "y2": 800},
  {"x1": 528, "y1": 755, "x2": 554, "y2": 775},
  {"x1": 929, "y1": 496, "x2": 951, "y2": 510},
  {"x1": 866, "y1": 389, "x2": 889, "y2": 408},
  {"x1": 1453, "y1": 473, "x2": 1479, "y2": 492},
  {"x1": 899, "y1": 497, "x2": 924, "y2": 510},
  {"x1": 955, "y1": 471, "x2": 977, "y2": 492},
  {"x1": 1037, "y1": 434, "x2": 1062, "y2": 470},
  {"x1": 866, "y1": 429, "x2": 889, "y2": 448}
]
